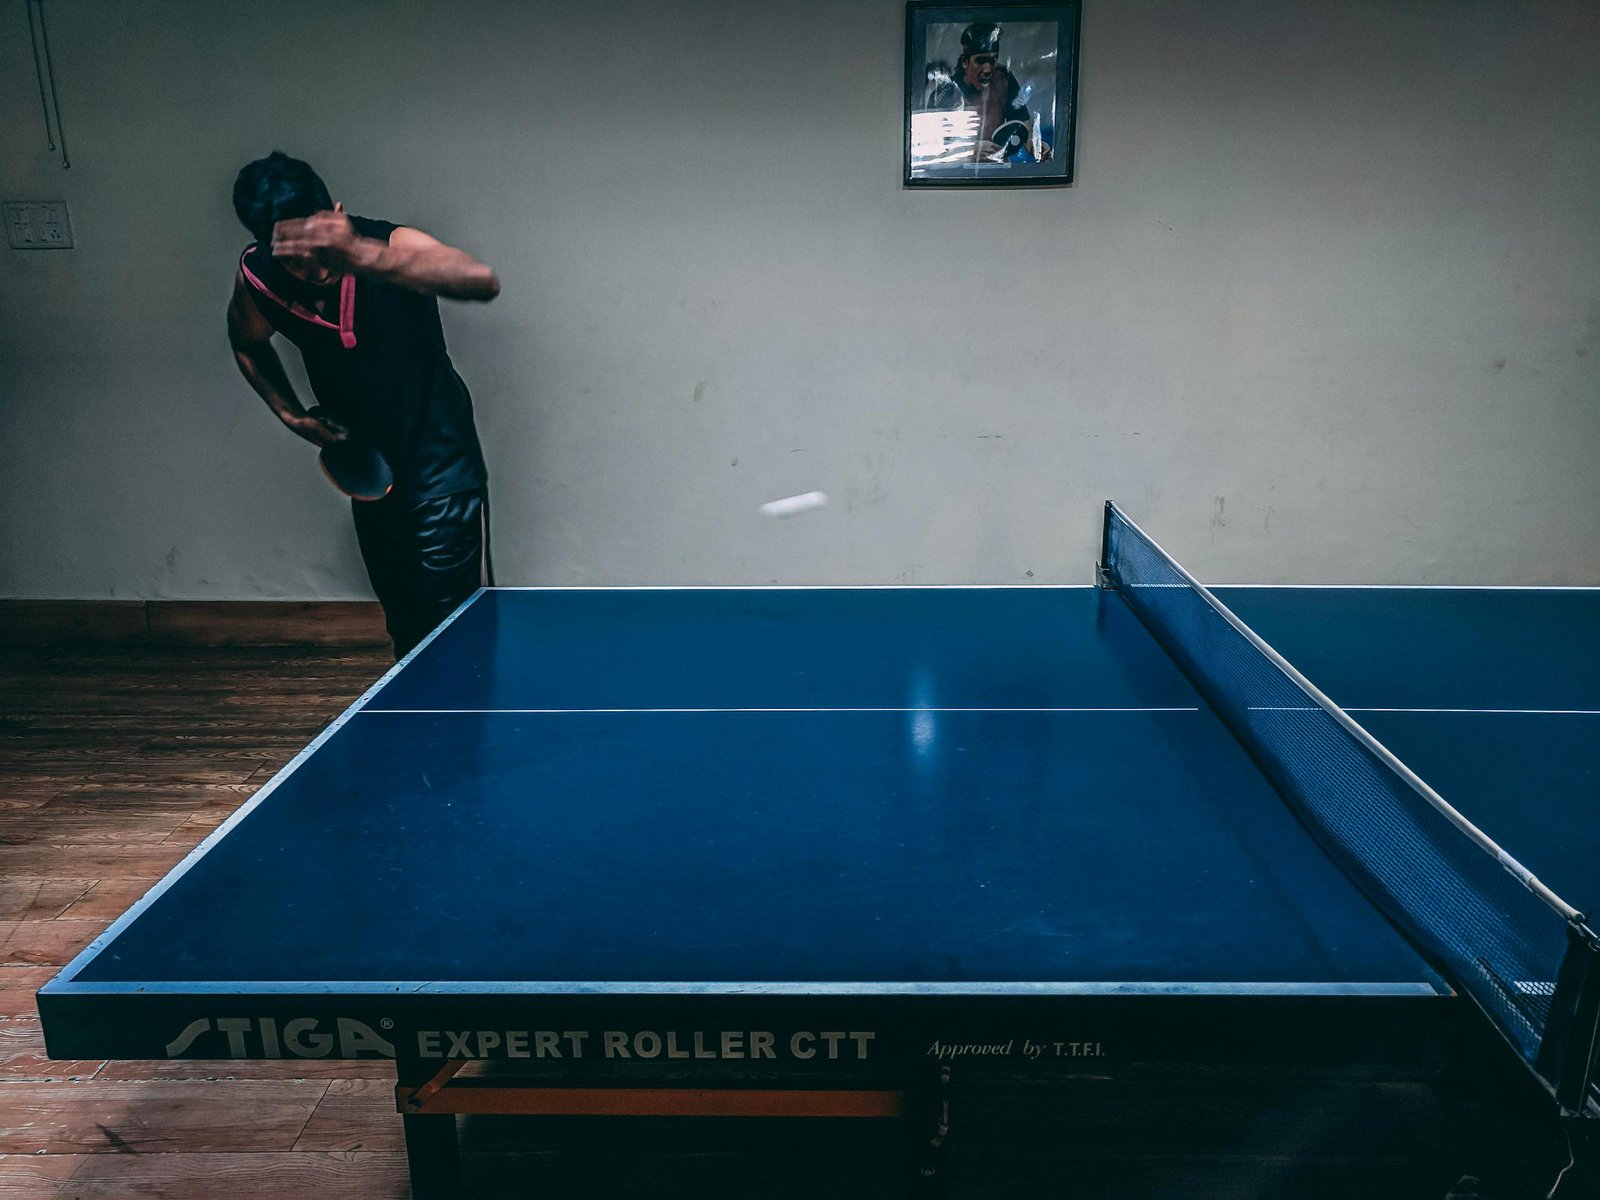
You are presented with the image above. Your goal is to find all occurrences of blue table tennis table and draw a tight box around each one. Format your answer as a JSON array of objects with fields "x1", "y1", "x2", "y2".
[{"x1": 37, "y1": 504, "x2": 1600, "y2": 1197}]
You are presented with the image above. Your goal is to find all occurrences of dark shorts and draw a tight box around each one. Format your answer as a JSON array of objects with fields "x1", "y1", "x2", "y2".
[{"x1": 351, "y1": 486, "x2": 493, "y2": 659}]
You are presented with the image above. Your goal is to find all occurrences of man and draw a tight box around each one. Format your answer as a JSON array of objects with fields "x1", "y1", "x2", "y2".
[
  {"x1": 227, "y1": 151, "x2": 500, "y2": 658},
  {"x1": 925, "y1": 22, "x2": 1044, "y2": 162}
]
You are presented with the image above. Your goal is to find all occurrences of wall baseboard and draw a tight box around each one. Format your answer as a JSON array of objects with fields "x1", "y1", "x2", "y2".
[{"x1": 0, "y1": 600, "x2": 390, "y2": 647}]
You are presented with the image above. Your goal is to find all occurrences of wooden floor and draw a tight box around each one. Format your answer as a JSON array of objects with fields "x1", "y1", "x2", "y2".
[{"x1": 0, "y1": 641, "x2": 409, "y2": 1200}]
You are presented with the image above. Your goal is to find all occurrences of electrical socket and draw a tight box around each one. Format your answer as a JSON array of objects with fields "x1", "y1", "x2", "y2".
[{"x1": 4, "y1": 200, "x2": 74, "y2": 249}]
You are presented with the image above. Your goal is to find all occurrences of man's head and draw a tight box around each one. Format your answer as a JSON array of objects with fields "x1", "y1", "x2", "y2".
[
  {"x1": 233, "y1": 151, "x2": 335, "y2": 282},
  {"x1": 958, "y1": 22, "x2": 1002, "y2": 89}
]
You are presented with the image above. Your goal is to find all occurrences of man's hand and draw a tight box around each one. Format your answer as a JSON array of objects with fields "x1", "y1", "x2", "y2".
[
  {"x1": 272, "y1": 202, "x2": 362, "y2": 274},
  {"x1": 286, "y1": 410, "x2": 350, "y2": 448}
]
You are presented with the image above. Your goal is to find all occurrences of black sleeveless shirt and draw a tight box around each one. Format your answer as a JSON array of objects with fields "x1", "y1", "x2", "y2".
[{"x1": 240, "y1": 215, "x2": 487, "y2": 503}]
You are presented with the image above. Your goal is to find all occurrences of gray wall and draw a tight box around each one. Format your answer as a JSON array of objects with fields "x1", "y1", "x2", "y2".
[{"x1": 2, "y1": 0, "x2": 1596, "y2": 598}]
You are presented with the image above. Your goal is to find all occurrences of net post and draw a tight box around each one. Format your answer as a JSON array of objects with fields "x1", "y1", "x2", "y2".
[
  {"x1": 1546, "y1": 920, "x2": 1600, "y2": 1116},
  {"x1": 1096, "y1": 500, "x2": 1117, "y2": 589}
]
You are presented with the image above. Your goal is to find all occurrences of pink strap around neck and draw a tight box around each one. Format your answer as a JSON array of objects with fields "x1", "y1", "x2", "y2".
[{"x1": 239, "y1": 248, "x2": 359, "y2": 349}]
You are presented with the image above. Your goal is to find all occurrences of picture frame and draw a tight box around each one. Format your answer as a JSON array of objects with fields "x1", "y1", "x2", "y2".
[{"x1": 904, "y1": 2, "x2": 1081, "y2": 188}]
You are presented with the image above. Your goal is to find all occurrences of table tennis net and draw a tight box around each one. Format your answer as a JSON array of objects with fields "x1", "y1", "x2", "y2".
[{"x1": 1102, "y1": 503, "x2": 1595, "y2": 1099}]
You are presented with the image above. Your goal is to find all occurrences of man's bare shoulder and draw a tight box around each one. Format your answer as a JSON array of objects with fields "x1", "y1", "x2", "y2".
[{"x1": 227, "y1": 268, "x2": 274, "y2": 345}]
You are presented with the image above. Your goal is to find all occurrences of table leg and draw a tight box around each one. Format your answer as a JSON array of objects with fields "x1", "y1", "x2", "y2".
[
  {"x1": 906, "y1": 1065, "x2": 952, "y2": 1197},
  {"x1": 398, "y1": 1060, "x2": 462, "y2": 1199},
  {"x1": 403, "y1": 1112, "x2": 461, "y2": 1199}
]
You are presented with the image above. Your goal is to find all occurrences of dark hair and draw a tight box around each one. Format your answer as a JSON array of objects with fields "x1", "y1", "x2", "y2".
[
  {"x1": 960, "y1": 22, "x2": 1001, "y2": 55},
  {"x1": 232, "y1": 151, "x2": 332, "y2": 244}
]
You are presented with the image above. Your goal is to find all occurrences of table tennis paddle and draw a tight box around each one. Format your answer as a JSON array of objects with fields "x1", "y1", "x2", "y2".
[{"x1": 309, "y1": 407, "x2": 393, "y2": 501}]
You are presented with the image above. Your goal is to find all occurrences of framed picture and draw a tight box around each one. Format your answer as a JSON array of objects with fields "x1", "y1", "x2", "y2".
[{"x1": 904, "y1": 2, "x2": 1081, "y2": 188}]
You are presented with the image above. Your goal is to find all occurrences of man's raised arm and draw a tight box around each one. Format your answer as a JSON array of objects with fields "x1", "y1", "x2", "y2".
[{"x1": 270, "y1": 206, "x2": 501, "y2": 303}]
